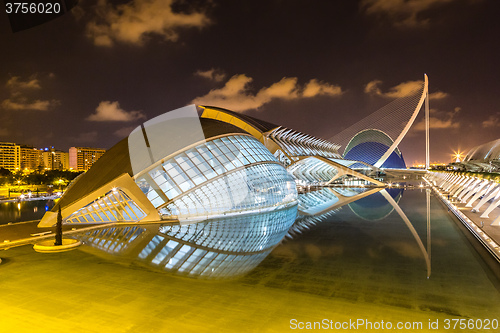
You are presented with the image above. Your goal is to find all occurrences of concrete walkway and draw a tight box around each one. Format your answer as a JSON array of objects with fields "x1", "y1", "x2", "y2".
[
  {"x1": 424, "y1": 178, "x2": 500, "y2": 262},
  {"x1": 0, "y1": 219, "x2": 179, "y2": 250},
  {"x1": 0, "y1": 221, "x2": 91, "y2": 250}
]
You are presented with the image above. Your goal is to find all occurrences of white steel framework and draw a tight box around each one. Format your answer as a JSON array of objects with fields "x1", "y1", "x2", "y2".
[
  {"x1": 375, "y1": 75, "x2": 429, "y2": 168},
  {"x1": 329, "y1": 74, "x2": 429, "y2": 169},
  {"x1": 426, "y1": 172, "x2": 500, "y2": 223}
]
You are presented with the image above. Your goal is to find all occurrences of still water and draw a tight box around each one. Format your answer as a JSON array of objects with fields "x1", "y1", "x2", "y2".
[
  {"x1": 1, "y1": 188, "x2": 499, "y2": 332},
  {"x1": 0, "y1": 199, "x2": 54, "y2": 225}
]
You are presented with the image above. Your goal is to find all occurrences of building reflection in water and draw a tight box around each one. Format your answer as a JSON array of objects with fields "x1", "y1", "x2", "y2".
[
  {"x1": 0, "y1": 200, "x2": 54, "y2": 225},
  {"x1": 293, "y1": 186, "x2": 431, "y2": 278},
  {"x1": 76, "y1": 205, "x2": 297, "y2": 279},
  {"x1": 288, "y1": 187, "x2": 383, "y2": 240},
  {"x1": 348, "y1": 187, "x2": 403, "y2": 221},
  {"x1": 345, "y1": 187, "x2": 431, "y2": 277},
  {"x1": 76, "y1": 186, "x2": 431, "y2": 279}
]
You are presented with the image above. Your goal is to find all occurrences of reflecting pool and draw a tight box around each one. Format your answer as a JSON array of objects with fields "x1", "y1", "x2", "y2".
[
  {"x1": 1, "y1": 188, "x2": 499, "y2": 332},
  {"x1": 0, "y1": 199, "x2": 54, "y2": 225},
  {"x1": 74, "y1": 205, "x2": 298, "y2": 279}
]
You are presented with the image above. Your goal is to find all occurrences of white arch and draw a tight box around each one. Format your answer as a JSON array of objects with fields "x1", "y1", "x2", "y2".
[{"x1": 374, "y1": 74, "x2": 429, "y2": 168}]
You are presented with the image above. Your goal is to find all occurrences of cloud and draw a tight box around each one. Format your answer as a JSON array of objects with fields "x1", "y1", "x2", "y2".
[
  {"x1": 191, "y1": 74, "x2": 343, "y2": 112},
  {"x1": 69, "y1": 131, "x2": 99, "y2": 143},
  {"x1": 428, "y1": 91, "x2": 449, "y2": 100},
  {"x1": 257, "y1": 77, "x2": 300, "y2": 100},
  {"x1": 364, "y1": 79, "x2": 384, "y2": 95},
  {"x1": 86, "y1": 0, "x2": 210, "y2": 46},
  {"x1": 365, "y1": 79, "x2": 448, "y2": 99},
  {"x1": 360, "y1": 0, "x2": 454, "y2": 28},
  {"x1": 87, "y1": 101, "x2": 146, "y2": 122},
  {"x1": 1, "y1": 98, "x2": 52, "y2": 111},
  {"x1": 114, "y1": 126, "x2": 136, "y2": 138},
  {"x1": 1, "y1": 75, "x2": 58, "y2": 111},
  {"x1": 412, "y1": 107, "x2": 460, "y2": 131},
  {"x1": 303, "y1": 79, "x2": 343, "y2": 97},
  {"x1": 71, "y1": 1, "x2": 86, "y2": 21},
  {"x1": 6, "y1": 76, "x2": 41, "y2": 90},
  {"x1": 482, "y1": 113, "x2": 500, "y2": 128},
  {"x1": 424, "y1": 117, "x2": 458, "y2": 130},
  {"x1": 194, "y1": 69, "x2": 226, "y2": 82},
  {"x1": 365, "y1": 80, "x2": 423, "y2": 98}
]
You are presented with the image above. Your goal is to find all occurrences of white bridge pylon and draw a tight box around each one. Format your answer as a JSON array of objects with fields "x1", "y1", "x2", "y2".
[
  {"x1": 330, "y1": 74, "x2": 430, "y2": 170},
  {"x1": 374, "y1": 74, "x2": 429, "y2": 168}
]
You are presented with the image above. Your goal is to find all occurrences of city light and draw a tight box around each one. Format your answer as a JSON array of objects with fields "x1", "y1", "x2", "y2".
[
  {"x1": 452, "y1": 150, "x2": 465, "y2": 163},
  {"x1": 1, "y1": 3, "x2": 500, "y2": 331}
]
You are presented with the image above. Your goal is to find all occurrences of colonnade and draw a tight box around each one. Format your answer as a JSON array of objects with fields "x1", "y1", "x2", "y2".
[{"x1": 426, "y1": 172, "x2": 500, "y2": 226}]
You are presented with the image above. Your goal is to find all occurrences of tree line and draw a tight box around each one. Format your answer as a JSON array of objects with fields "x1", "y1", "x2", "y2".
[{"x1": 0, "y1": 168, "x2": 83, "y2": 187}]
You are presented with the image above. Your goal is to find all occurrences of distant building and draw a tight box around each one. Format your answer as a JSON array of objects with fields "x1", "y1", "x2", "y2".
[
  {"x1": 39, "y1": 104, "x2": 385, "y2": 229},
  {"x1": 56, "y1": 150, "x2": 69, "y2": 170},
  {"x1": 343, "y1": 129, "x2": 406, "y2": 169},
  {"x1": 0, "y1": 142, "x2": 21, "y2": 172},
  {"x1": 69, "y1": 147, "x2": 106, "y2": 171},
  {"x1": 460, "y1": 138, "x2": 500, "y2": 173},
  {"x1": 42, "y1": 147, "x2": 69, "y2": 171},
  {"x1": 20, "y1": 145, "x2": 43, "y2": 170},
  {"x1": 330, "y1": 75, "x2": 429, "y2": 169},
  {"x1": 1, "y1": 142, "x2": 75, "y2": 172}
]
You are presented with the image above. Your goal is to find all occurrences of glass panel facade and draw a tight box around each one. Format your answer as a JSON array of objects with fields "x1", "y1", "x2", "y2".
[
  {"x1": 298, "y1": 188, "x2": 340, "y2": 213},
  {"x1": 159, "y1": 206, "x2": 297, "y2": 253},
  {"x1": 65, "y1": 189, "x2": 146, "y2": 224},
  {"x1": 160, "y1": 163, "x2": 297, "y2": 220},
  {"x1": 287, "y1": 157, "x2": 338, "y2": 183},
  {"x1": 76, "y1": 205, "x2": 297, "y2": 279},
  {"x1": 79, "y1": 226, "x2": 144, "y2": 253},
  {"x1": 136, "y1": 135, "x2": 280, "y2": 208}
]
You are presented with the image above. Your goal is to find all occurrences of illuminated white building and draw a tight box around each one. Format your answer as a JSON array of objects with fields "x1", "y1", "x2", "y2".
[{"x1": 39, "y1": 104, "x2": 387, "y2": 228}]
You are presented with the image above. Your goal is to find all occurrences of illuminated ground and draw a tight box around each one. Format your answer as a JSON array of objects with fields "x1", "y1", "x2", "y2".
[
  {"x1": 1, "y1": 190, "x2": 499, "y2": 332},
  {"x1": 0, "y1": 246, "x2": 481, "y2": 333}
]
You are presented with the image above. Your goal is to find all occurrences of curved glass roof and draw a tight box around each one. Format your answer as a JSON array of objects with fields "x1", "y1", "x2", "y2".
[
  {"x1": 344, "y1": 142, "x2": 406, "y2": 169},
  {"x1": 465, "y1": 138, "x2": 500, "y2": 162},
  {"x1": 344, "y1": 129, "x2": 401, "y2": 157},
  {"x1": 54, "y1": 117, "x2": 249, "y2": 212}
]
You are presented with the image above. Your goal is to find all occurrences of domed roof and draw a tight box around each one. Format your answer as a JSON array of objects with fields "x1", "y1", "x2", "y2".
[{"x1": 343, "y1": 129, "x2": 406, "y2": 169}]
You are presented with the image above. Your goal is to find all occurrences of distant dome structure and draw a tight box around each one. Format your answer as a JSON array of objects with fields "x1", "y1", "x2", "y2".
[
  {"x1": 343, "y1": 129, "x2": 406, "y2": 169},
  {"x1": 348, "y1": 187, "x2": 404, "y2": 221},
  {"x1": 460, "y1": 138, "x2": 500, "y2": 172}
]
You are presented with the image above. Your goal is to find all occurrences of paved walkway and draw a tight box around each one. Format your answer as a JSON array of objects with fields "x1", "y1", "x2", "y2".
[
  {"x1": 0, "y1": 221, "x2": 91, "y2": 250},
  {"x1": 424, "y1": 178, "x2": 500, "y2": 262},
  {"x1": 0, "y1": 219, "x2": 178, "y2": 250},
  {"x1": 0, "y1": 220, "x2": 47, "y2": 243}
]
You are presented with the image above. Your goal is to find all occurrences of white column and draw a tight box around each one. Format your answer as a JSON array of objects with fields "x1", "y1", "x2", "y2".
[
  {"x1": 425, "y1": 86, "x2": 430, "y2": 170},
  {"x1": 462, "y1": 179, "x2": 488, "y2": 203},
  {"x1": 474, "y1": 185, "x2": 500, "y2": 212},
  {"x1": 480, "y1": 196, "x2": 500, "y2": 219}
]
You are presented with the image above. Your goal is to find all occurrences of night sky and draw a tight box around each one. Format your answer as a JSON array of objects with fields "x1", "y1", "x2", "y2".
[{"x1": 1, "y1": 0, "x2": 499, "y2": 166}]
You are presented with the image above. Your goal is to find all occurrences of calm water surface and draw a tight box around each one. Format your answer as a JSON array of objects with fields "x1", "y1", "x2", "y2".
[
  {"x1": 1, "y1": 189, "x2": 499, "y2": 332},
  {"x1": 0, "y1": 199, "x2": 54, "y2": 225}
]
